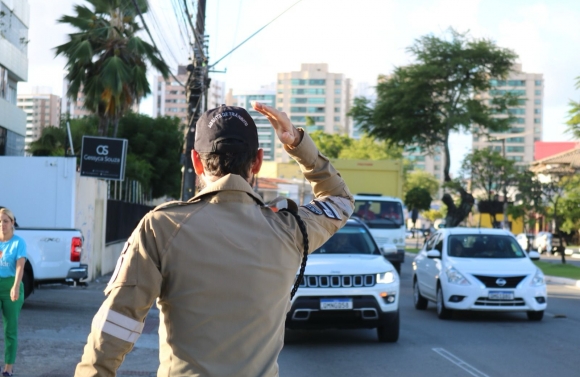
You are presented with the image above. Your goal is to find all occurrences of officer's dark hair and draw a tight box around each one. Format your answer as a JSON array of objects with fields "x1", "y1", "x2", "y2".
[{"x1": 198, "y1": 148, "x2": 258, "y2": 180}]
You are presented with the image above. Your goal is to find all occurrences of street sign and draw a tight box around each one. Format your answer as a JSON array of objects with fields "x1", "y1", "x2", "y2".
[{"x1": 80, "y1": 136, "x2": 128, "y2": 180}]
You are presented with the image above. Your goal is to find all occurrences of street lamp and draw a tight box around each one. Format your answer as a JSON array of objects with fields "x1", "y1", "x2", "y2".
[{"x1": 487, "y1": 131, "x2": 532, "y2": 230}]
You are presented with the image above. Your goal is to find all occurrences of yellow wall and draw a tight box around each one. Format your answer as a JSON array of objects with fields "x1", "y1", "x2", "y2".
[{"x1": 473, "y1": 213, "x2": 524, "y2": 235}]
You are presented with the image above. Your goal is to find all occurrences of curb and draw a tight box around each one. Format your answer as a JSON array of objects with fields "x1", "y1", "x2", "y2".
[{"x1": 545, "y1": 275, "x2": 580, "y2": 289}]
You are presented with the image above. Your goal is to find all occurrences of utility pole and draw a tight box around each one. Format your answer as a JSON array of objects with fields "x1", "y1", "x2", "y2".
[{"x1": 181, "y1": 0, "x2": 208, "y2": 201}]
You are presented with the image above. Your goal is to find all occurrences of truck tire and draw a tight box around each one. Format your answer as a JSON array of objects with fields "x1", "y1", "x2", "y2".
[{"x1": 23, "y1": 266, "x2": 33, "y2": 299}]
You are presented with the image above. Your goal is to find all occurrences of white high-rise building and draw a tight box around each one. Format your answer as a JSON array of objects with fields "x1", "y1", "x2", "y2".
[
  {"x1": 17, "y1": 87, "x2": 61, "y2": 150},
  {"x1": 276, "y1": 63, "x2": 351, "y2": 162},
  {"x1": 473, "y1": 64, "x2": 544, "y2": 165},
  {"x1": 0, "y1": 0, "x2": 29, "y2": 156}
]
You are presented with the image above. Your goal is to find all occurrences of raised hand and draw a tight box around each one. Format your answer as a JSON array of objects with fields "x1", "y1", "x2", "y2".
[{"x1": 251, "y1": 101, "x2": 302, "y2": 147}]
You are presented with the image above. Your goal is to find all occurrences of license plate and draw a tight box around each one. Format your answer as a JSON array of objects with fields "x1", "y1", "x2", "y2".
[
  {"x1": 488, "y1": 291, "x2": 514, "y2": 300},
  {"x1": 320, "y1": 298, "x2": 353, "y2": 310}
]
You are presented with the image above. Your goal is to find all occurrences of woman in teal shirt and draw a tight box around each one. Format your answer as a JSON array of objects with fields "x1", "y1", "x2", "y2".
[{"x1": 0, "y1": 208, "x2": 26, "y2": 376}]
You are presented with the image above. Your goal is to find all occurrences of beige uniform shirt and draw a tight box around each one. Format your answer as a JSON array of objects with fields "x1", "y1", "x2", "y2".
[{"x1": 75, "y1": 131, "x2": 354, "y2": 377}]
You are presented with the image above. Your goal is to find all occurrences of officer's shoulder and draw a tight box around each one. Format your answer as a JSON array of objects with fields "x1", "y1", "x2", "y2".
[{"x1": 151, "y1": 199, "x2": 202, "y2": 213}]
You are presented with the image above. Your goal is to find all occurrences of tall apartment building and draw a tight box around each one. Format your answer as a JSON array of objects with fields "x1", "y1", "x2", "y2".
[
  {"x1": 0, "y1": 0, "x2": 29, "y2": 156},
  {"x1": 226, "y1": 86, "x2": 277, "y2": 161},
  {"x1": 276, "y1": 63, "x2": 351, "y2": 162},
  {"x1": 17, "y1": 87, "x2": 61, "y2": 150},
  {"x1": 152, "y1": 65, "x2": 225, "y2": 128},
  {"x1": 473, "y1": 64, "x2": 544, "y2": 165}
]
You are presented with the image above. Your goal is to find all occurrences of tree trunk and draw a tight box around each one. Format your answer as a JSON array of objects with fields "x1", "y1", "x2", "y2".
[
  {"x1": 442, "y1": 135, "x2": 474, "y2": 228},
  {"x1": 112, "y1": 117, "x2": 120, "y2": 138},
  {"x1": 98, "y1": 116, "x2": 109, "y2": 136}
]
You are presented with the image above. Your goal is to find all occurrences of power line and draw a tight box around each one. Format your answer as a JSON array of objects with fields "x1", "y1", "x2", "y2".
[
  {"x1": 210, "y1": 0, "x2": 304, "y2": 69},
  {"x1": 130, "y1": 0, "x2": 186, "y2": 87}
]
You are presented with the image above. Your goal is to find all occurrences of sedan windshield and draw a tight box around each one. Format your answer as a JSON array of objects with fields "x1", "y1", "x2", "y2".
[
  {"x1": 313, "y1": 225, "x2": 380, "y2": 255},
  {"x1": 448, "y1": 234, "x2": 526, "y2": 259}
]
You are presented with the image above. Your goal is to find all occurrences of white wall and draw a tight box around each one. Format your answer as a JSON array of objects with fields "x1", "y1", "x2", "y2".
[{"x1": 1, "y1": 157, "x2": 76, "y2": 227}]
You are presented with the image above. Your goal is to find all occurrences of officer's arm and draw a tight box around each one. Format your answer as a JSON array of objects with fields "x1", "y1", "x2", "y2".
[{"x1": 75, "y1": 216, "x2": 162, "y2": 377}]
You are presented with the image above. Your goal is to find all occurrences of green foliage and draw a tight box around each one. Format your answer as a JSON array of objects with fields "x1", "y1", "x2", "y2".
[
  {"x1": 510, "y1": 170, "x2": 545, "y2": 231},
  {"x1": 423, "y1": 208, "x2": 445, "y2": 223},
  {"x1": 349, "y1": 29, "x2": 519, "y2": 183},
  {"x1": 404, "y1": 170, "x2": 440, "y2": 198},
  {"x1": 404, "y1": 187, "x2": 432, "y2": 212},
  {"x1": 460, "y1": 148, "x2": 517, "y2": 201},
  {"x1": 27, "y1": 126, "x2": 67, "y2": 156},
  {"x1": 566, "y1": 76, "x2": 580, "y2": 138},
  {"x1": 310, "y1": 131, "x2": 402, "y2": 160},
  {"x1": 556, "y1": 175, "x2": 580, "y2": 236},
  {"x1": 55, "y1": 0, "x2": 170, "y2": 136}
]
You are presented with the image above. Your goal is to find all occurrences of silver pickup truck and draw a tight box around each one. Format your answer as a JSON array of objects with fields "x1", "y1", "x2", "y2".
[{"x1": 14, "y1": 228, "x2": 88, "y2": 299}]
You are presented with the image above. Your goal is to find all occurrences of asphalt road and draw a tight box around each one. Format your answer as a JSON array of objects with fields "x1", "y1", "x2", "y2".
[{"x1": 4, "y1": 262, "x2": 580, "y2": 377}]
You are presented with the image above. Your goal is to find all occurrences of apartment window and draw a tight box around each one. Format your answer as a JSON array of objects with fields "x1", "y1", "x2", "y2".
[
  {"x1": 506, "y1": 146, "x2": 525, "y2": 153},
  {"x1": 510, "y1": 127, "x2": 525, "y2": 133},
  {"x1": 490, "y1": 80, "x2": 526, "y2": 87},
  {"x1": 334, "y1": 98, "x2": 340, "y2": 103},
  {"x1": 278, "y1": 80, "x2": 282, "y2": 84},
  {"x1": 534, "y1": 99, "x2": 541, "y2": 105},
  {"x1": 308, "y1": 79, "x2": 325, "y2": 85},
  {"x1": 291, "y1": 88, "x2": 325, "y2": 95},
  {"x1": 434, "y1": 155, "x2": 441, "y2": 161},
  {"x1": 534, "y1": 108, "x2": 541, "y2": 114},
  {"x1": 508, "y1": 108, "x2": 525, "y2": 115},
  {"x1": 434, "y1": 165, "x2": 440, "y2": 171},
  {"x1": 334, "y1": 116, "x2": 340, "y2": 122},
  {"x1": 507, "y1": 156, "x2": 523, "y2": 162},
  {"x1": 415, "y1": 164, "x2": 425, "y2": 170},
  {"x1": 335, "y1": 79, "x2": 341, "y2": 85},
  {"x1": 510, "y1": 117, "x2": 525, "y2": 124},
  {"x1": 535, "y1": 80, "x2": 542, "y2": 86},
  {"x1": 168, "y1": 91, "x2": 178, "y2": 95},
  {"x1": 334, "y1": 107, "x2": 340, "y2": 112},
  {"x1": 334, "y1": 89, "x2": 341, "y2": 95},
  {"x1": 535, "y1": 90, "x2": 541, "y2": 96},
  {"x1": 535, "y1": 127, "x2": 541, "y2": 133},
  {"x1": 290, "y1": 107, "x2": 307, "y2": 113},
  {"x1": 277, "y1": 98, "x2": 283, "y2": 103},
  {"x1": 506, "y1": 137, "x2": 524, "y2": 143},
  {"x1": 277, "y1": 89, "x2": 283, "y2": 94},
  {"x1": 290, "y1": 79, "x2": 307, "y2": 86},
  {"x1": 534, "y1": 118, "x2": 541, "y2": 124},
  {"x1": 489, "y1": 89, "x2": 526, "y2": 96}
]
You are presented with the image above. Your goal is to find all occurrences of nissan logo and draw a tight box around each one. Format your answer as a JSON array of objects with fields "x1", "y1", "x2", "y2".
[
  {"x1": 496, "y1": 278, "x2": 507, "y2": 287},
  {"x1": 96, "y1": 145, "x2": 109, "y2": 155}
]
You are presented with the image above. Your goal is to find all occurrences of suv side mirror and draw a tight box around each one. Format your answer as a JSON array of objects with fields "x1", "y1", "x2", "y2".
[
  {"x1": 381, "y1": 243, "x2": 398, "y2": 255},
  {"x1": 528, "y1": 251, "x2": 540, "y2": 261},
  {"x1": 427, "y1": 250, "x2": 441, "y2": 259}
]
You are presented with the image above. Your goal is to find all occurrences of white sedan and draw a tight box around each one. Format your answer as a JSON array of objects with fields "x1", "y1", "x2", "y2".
[{"x1": 412, "y1": 228, "x2": 547, "y2": 321}]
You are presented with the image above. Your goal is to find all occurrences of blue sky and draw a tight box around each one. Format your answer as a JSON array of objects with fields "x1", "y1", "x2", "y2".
[{"x1": 21, "y1": 0, "x2": 580, "y2": 174}]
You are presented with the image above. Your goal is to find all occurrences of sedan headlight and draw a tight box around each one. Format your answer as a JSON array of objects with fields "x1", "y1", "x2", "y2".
[
  {"x1": 530, "y1": 268, "x2": 545, "y2": 287},
  {"x1": 446, "y1": 267, "x2": 471, "y2": 285},
  {"x1": 377, "y1": 271, "x2": 396, "y2": 284}
]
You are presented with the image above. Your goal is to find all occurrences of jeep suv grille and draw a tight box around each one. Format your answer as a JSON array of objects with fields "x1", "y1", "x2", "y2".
[{"x1": 298, "y1": 274, "x2": 376, "y2": 288}]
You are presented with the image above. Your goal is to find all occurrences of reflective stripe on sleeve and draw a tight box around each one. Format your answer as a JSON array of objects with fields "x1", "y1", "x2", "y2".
[
  {"x1": 326, "y1": 196, "x2": 354, "y2": 217},
  {"x1": 92, "y1": 306, "x2": 144, "y2": 343}
]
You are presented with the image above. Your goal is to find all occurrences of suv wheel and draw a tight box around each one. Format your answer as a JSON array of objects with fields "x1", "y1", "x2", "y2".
[
  {"x1": 377, "y1": 310, "x2": 399, "y2": 343},
  {"x1": 413, "y1": 279, "x2": 428, "y2": 310},
  {"x1": 436, "y1": 285, "x2": 452, "y2": 320},
  {"x1": 527, "y1": 310, "x2": 544, "y2": 321}
]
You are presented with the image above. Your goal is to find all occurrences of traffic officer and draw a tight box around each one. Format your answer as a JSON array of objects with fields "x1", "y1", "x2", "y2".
[{"x1": 75, "y1": 102, "x2": 354, "y2": 377}]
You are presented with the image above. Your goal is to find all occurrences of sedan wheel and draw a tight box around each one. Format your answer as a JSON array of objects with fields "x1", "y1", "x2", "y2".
[
  {"x1": 436, "y1": 286, "x2": 452, "y2": 320},
  {"x1": 413, "y1": 279, "x2": 428, "y2": 310}
]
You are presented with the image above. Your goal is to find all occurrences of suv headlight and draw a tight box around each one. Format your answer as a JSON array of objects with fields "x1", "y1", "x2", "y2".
[
  {"x1": 377, "y1": 271, "x2": 396, "y2": 284},
  {"x1": 530, "y1": 268, "x2": 545, "y2": 287},
  {"x1": 446, "y1": 267, "x2": 471, "y2": 285}
]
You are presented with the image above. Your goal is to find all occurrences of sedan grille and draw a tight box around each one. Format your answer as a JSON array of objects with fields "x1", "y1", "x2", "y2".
[
  {"x1": 472, "y1": 275, "x2": 527, "y2": 288},
  {"x1": 298, "y1": 275, "x2": 376, "y2": 288},
  {"x1": 475, "y1": 297, "x2": 526, "y2": 306}
]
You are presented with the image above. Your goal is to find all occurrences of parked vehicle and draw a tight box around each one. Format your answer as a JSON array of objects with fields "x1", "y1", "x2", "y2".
[
  {"x1": 412, "y1": 228, "x2": 547, "y2": 321},
  {"x1": 286, "y1": 218, "x2": 400, "y2": 342},
  {"x1": 353, "y1": 194, "x2": 406, "y2": 273},
  {"x1": 14, "y1": 227, "x2": 88, "y2": 299},
  {"x1": 534, "y1": 232, "x2": 553, "y2": 254}
]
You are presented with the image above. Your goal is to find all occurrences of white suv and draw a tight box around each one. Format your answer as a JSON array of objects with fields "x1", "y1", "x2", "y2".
[
  {"x1": 412, "y1": 227, "x2": 547, "y2": 321},
  {"x1": 286, "y1": 218, "x2": 400, "y2": 342}
]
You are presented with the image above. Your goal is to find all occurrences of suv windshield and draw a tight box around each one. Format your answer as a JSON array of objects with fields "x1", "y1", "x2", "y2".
[
  {"x1": 353, "y1": 199, "x2": 404, "y2": 229},
  {"x1": 313, "y1": 225, "x2": 380, "y2": 255},
  {"x1": 448, "y1": 234, "x2": 526, "y2": 259}
]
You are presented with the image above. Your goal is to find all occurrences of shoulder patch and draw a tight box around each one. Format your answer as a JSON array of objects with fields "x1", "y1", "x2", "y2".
[
  {"x1": 314, "y1": 200, "x2": 342, "y2": 220},
  {"x1": 303, "y1": 203, "x2": 323, "y2": 215}
]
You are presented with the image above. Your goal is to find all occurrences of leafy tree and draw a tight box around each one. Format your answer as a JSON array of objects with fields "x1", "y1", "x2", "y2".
[
  {"x1": 558, "y1": 175, "x2": 580, "y2": 244},
  {"x1": 404, "y1": 170, "x2": 440, "y2": 198},
  {"x1": 349, "y1": 29, "x2": 520, "y2": 227},
  {"x1": 461, "y1": 148, "x2": 517, "y2": 201},
  {"x1": 27, "y1": 126, "x2": 67, "y2": 156},
  {"x1": 55, "y1": 0, "x2": 170, "y2": 137},
  {"x1": 405, "y1": 187, "x2": 432, "y2": 230},
  {"x1": 423, "y1": 208, "x2": 445, "y2": 223},
  {"x1": 510, "y1": 170, "x2": 545, "y2": 233},
  {"x1": 566, "y1": 76, "x2": 580, "y2": 138},
  {"x1": 310, "y1": 131, "x2": 352, "y2": 158}
]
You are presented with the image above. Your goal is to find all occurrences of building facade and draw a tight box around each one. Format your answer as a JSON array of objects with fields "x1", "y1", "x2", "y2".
[
  {"x1": 152, "y1": 65, "x2": 225, "y2": 128},
  {"x1": 0, "y1": 0, "x2": 29, "y2": 156},
  {"x1": 226, "y1": 87, "x2": 277, "y2": 161},
  {"x1": 473, "y1": 64, "x2": 544, "y2": 165},
  {"x1": 17, "y1": 87, "x2": 61, "y2": 150},
  {"x1": 276, "y1": 63, "x2": 351, "y2": 162}
]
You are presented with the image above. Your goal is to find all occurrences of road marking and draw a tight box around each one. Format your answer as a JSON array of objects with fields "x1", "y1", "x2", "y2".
[{"x1": 432, "y1": 348, "x2": 491, "y2": 377}]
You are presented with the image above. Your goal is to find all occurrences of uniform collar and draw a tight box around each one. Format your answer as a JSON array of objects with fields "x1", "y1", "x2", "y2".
[{"x1": 188, "y1": 174, "x2": 265, "y2": 206}]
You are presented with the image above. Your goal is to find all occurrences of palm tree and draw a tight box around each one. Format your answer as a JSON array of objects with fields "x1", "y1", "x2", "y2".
[{"x1": 55, "y1": 0, "x2": 170, "y2": 137}]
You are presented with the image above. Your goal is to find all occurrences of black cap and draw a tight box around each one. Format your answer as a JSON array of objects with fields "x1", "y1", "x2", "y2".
[{"x1": 194, "y1": 105, "x2": 259, "y2": 153}]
